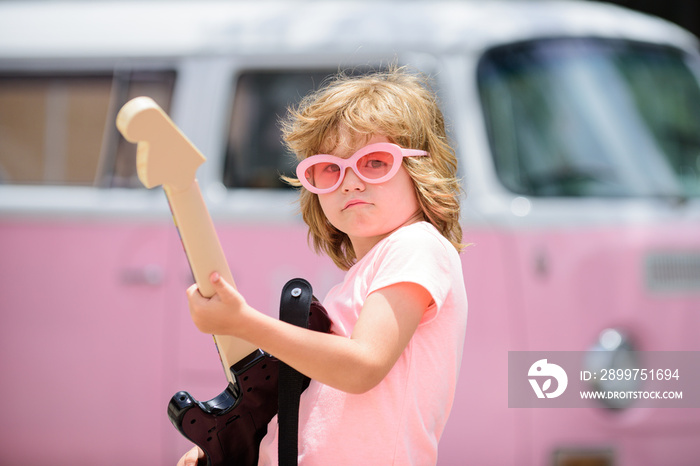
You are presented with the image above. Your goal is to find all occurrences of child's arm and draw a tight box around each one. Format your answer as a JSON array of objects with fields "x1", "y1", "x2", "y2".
[{"x1": 187, "y1": 272, "x2": 431, "y2": 394}]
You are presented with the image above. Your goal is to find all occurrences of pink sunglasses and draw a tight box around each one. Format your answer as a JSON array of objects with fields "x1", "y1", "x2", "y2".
[{"x1": 296, "y1": 142, "x2": 429, "y2": 194}]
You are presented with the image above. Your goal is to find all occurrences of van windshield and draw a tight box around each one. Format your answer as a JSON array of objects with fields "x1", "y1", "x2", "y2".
[{"x1": 478, "y1": 38, "x2": 700, "y2": 199}]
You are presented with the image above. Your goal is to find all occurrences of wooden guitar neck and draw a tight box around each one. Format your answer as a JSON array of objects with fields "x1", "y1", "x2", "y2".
[{"x1": 116, "y1": 97, "x2": 256, "y2": 385}]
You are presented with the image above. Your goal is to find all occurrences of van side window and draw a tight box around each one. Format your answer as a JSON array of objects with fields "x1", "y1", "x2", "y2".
[
  {"x1": 223, "y1": 70, "x2": 334, "y2": 189},
  {"x1": 0, "y1": 70, "x2": 175, "y2": 187},
  {"x1": 103, "y1": 70, "x2": 176, "y2": 188}
]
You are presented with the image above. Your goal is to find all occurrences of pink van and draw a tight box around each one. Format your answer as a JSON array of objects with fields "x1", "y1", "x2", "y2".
[{"x1": 1, "y1": 1, "x2": 699, "y2": 465}]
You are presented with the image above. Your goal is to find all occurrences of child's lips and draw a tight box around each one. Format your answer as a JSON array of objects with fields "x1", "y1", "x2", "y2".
[{"x1": 343, "y1": 199, "x2": 370, "y2": 210}]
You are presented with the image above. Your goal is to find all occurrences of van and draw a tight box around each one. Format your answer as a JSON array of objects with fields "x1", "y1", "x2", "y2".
[{"x1": 1, "y1": 1, "x2": 699, "y2": 465}]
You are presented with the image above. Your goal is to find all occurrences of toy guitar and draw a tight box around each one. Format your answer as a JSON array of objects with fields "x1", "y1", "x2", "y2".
[{"x1": 116, "y1": 97, "x2": 330, "y2": 466}]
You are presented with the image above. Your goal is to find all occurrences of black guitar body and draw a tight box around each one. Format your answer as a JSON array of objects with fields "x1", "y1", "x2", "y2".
[{"x1": 167, "y1": 278, "x2": 331, "y2": 466}]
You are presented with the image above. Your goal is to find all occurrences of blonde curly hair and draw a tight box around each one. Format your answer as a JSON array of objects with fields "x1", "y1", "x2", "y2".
[{"x1": 282, "y1": 67, "x2": 464, "y2": 270}]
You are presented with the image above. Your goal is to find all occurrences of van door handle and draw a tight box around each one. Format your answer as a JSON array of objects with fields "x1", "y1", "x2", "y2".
[{"x1": 120, "y1": 264, "x2": 164, "y2": 286}]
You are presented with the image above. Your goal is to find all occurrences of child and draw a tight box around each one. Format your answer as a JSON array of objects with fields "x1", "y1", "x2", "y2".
[{"x1": 179, "y1": 67, "x2": 468, "y2": 466}]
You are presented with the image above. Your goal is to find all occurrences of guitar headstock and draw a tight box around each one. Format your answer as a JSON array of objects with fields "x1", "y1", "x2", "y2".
[{"x1": 116, "y1": 96, "x2": 205, "y2": 192}]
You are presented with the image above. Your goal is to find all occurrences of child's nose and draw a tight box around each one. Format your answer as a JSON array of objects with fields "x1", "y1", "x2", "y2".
[{"x1": 341, "y1": 167, "x2": 365, "y2": 192}]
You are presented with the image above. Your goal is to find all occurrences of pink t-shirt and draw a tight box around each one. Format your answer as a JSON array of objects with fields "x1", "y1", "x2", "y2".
[{"x1": 258, "y1": 221, "x2": 468, "y2": 465}]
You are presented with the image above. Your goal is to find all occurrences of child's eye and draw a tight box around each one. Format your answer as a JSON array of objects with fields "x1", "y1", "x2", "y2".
[
  {"x1": 357, "y1": 152, "x2": 393, "y2": 178},
  {"x1": 362, "y1": 157, "x2": 389, "y2": 169},
  {"x1": 323, "y1": 164, "x2": 341, "y2": 173}
]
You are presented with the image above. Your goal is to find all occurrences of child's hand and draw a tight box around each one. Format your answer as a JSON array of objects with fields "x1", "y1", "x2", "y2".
[
  {"x1": 186, "y1": 272, "x2": 251, "y2": 336},
  {"x1": 176, "y1": 445, "x2": 204, "y2": 466}
]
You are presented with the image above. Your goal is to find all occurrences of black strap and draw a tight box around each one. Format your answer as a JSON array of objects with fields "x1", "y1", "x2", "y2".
[{"x1": 277, "y1": 279, "x2": 314, "y2": 466}]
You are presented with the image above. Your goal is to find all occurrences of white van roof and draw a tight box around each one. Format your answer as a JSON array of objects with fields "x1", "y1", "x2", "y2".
[{"x1": 0, "y1": 0, "x2": 696, "y2": 60}]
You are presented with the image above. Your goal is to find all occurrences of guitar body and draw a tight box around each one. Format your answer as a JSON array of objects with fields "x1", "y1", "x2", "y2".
[
  {"x1": 168, "y1": 280, "x2": 331, "y2": 466},
  {"x1": 169, "y1": 351, "x2": 278, "y2": 466}
]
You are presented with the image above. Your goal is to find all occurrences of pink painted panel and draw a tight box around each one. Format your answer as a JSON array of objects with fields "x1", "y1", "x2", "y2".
[
  {"x1": 0, "y1": 220, "x2": 175, "y2": 464},
  {"x1": 438, "y1": 223, "x2": 700, "y2": 466},
  {"x1": 1, "y1": 218, "x2": 699, "y2": 465}
]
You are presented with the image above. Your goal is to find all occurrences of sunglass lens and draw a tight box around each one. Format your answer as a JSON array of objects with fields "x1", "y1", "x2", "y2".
[
  {"x1": 305, "y1": 162, "x2": 341, "y2": 190},
  {"x1": 357, "y1": 151, "x2": 394, "y2": 180}
]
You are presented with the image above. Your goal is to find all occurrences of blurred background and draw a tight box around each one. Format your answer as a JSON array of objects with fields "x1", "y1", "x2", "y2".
[
  {"x1": 602, "y1": 0, "x2": 699, "y2": 39},
  {"x1": 1, "y1": 1, "x2": 699, "y2": 465}
]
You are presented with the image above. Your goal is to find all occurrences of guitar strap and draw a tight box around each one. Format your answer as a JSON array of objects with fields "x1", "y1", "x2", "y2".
[{"x1": 277, "y1": 278, "x2": 315, "y2": 466}]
